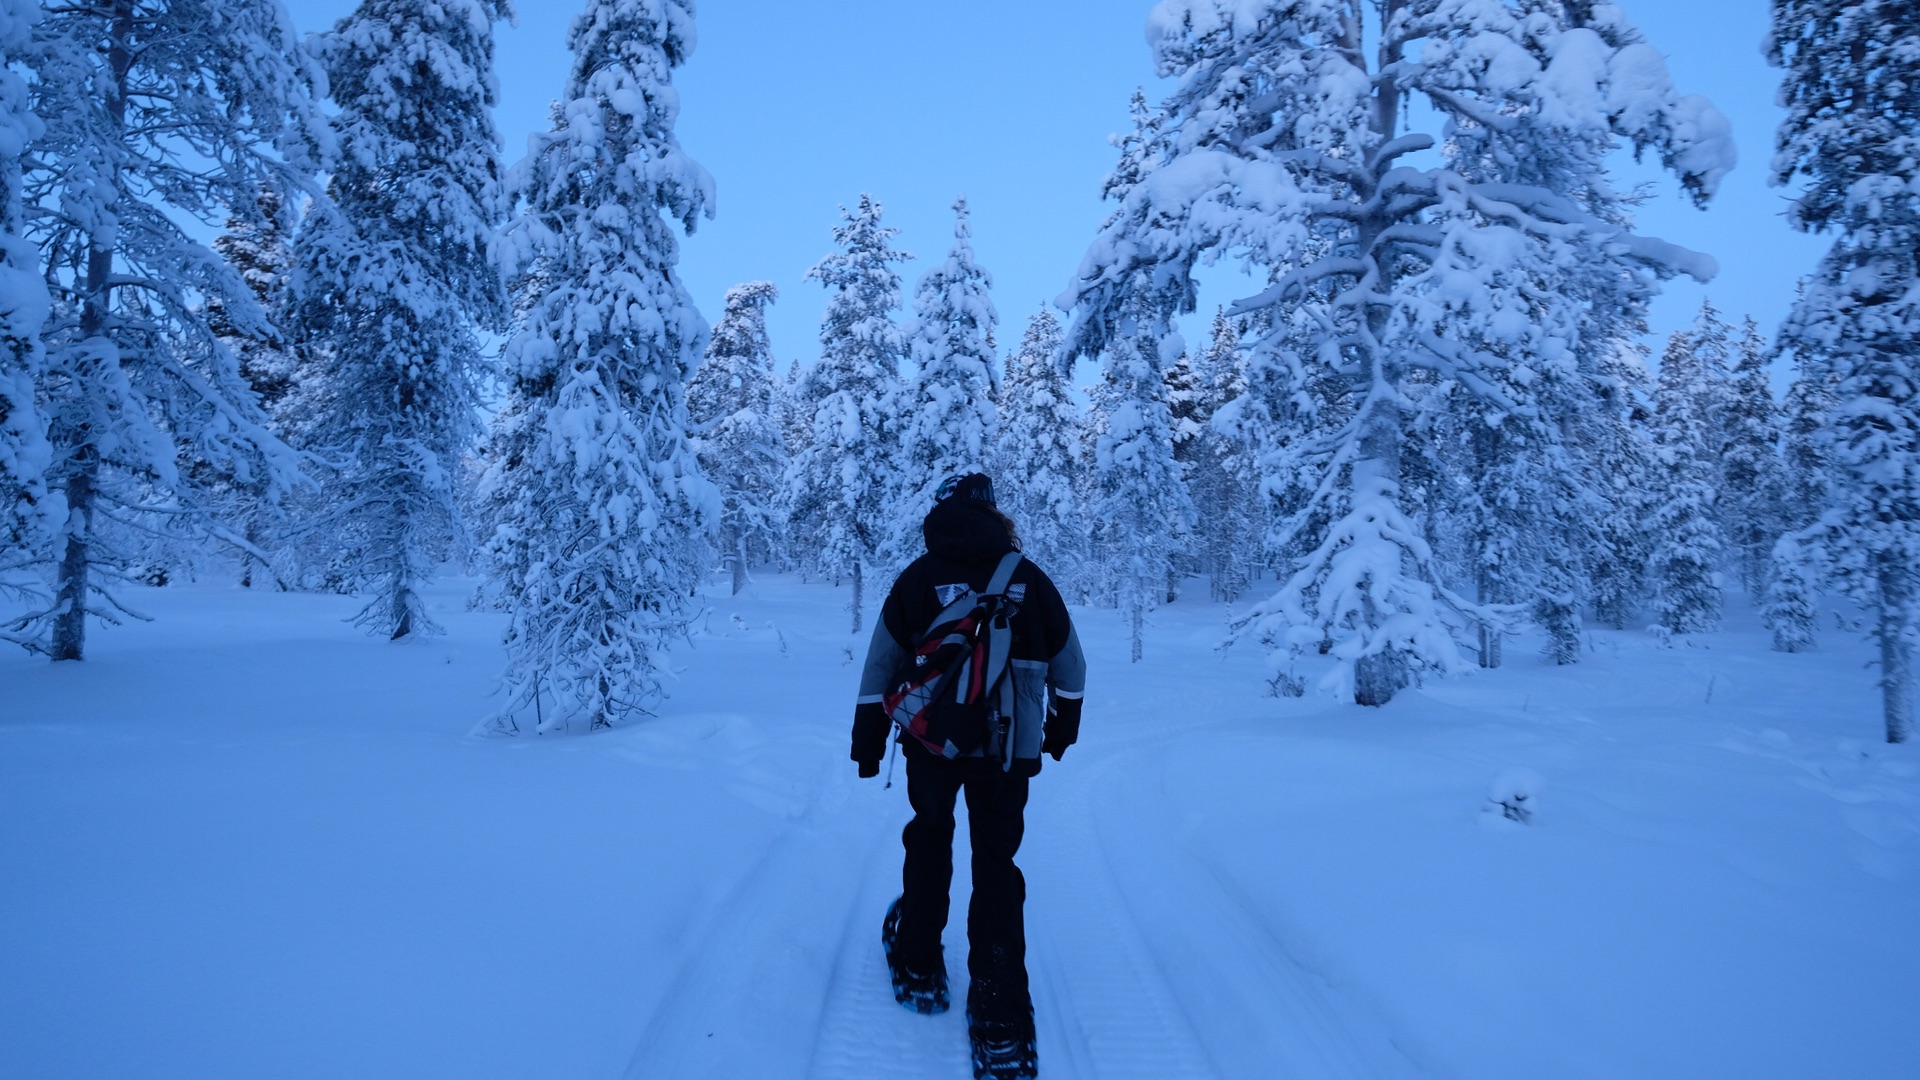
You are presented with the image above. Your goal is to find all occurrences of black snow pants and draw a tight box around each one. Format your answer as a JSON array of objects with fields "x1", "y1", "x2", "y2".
[{"x1": 894, "y1": 744, "x2": 1031, "y2": 1022}]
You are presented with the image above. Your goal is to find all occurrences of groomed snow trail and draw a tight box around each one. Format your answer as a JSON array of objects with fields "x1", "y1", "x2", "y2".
[
  {"x1": 1063, "y1": 745, "x2": 1430, "y2": 1080},
  {"x1": 620, "y1": 733, "x2": 1426, "y2": 1078}
]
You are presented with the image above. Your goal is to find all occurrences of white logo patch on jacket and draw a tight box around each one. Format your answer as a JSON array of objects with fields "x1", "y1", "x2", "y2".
[
  {"x1": 1006, "y1": 583, "x2": 1027, "y2": 602},
  {"x1": 935, "y1": 583, "x2": 968, "y2": 606}
]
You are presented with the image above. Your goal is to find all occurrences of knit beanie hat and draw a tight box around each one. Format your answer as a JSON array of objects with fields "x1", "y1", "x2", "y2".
[{"x1": 934, "y1": 472, "x2": 995, "y2": 506}]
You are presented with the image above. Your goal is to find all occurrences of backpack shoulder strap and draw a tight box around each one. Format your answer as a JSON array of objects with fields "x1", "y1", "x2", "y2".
[
  {"x1": 985, "y1": 551, "x2": 1023, "y2": 598},
  {"x1": 913, "y1": 552, "x2": 1025, "y2": 642}
]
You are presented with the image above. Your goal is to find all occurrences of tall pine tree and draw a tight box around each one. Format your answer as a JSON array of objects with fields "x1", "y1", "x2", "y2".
[
  {"x1": 784, "y1": 195, "x2": 910, "y2": 633},
  {"x1": 1647, "y1": 331, "x2": 1727, "y2": 635},
  {"x1": 1762, "y1": 348, "x2": 1834, "y2": 652},
  {"x1": 992, "y1": 306, "x2": 1088, "y2": 600},
  {"x1": 1091, "y1": 274, "x2": 1194, "y2": 662},
  {"x1": 0, "y1": 0, "x2": 49, "y2": 629},
  {"x1": 1720, "y1": 317, "x2": 1784, "y2": 598},
  {"x1": 481, "y1": 0, "x2": 715, "y2": 734},
  {"x1": 1199, "y1": 310, "x2": 1260, "y2": 603},
  {"x1": 898, "y1": 196, "x2": 998, "y2": 539},
  {"x1": 20, "y1": 0, "x2": 323, "y2": 658},
  {"x1": 688, "y1": 280, "x2": 786, "y2": 595},
  {"x1": 1770, "y1": 0, "x2": 1920, "y2": 741},
  {"x1": 1587, "y1": 342, "x2": 1659, "y2": 630},
  {"x1": 291, "y1": 0, "x2": 510, "y2": 640},
  {"x1": 1069, "y1": 90, "x2": 1193, "y2": 660},
  {"x1": 1071, "y1": 0, "x2": 1730, "y2": 702}
]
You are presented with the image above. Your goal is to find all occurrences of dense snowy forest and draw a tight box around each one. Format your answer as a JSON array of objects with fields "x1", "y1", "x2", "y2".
[{"x1": 0, "y1": 0, "x2": 1915, "y2": 743}]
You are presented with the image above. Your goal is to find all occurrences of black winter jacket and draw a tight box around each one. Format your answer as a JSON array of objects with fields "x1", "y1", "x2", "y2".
[{"x1": 851, "y1": 499, "x2": 1086, "y2": 775}]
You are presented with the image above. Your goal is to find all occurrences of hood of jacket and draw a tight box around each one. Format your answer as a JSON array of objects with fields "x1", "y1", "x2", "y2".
[{"x1": 921, "y1": 499, "x2": 1015, "y2": 563}]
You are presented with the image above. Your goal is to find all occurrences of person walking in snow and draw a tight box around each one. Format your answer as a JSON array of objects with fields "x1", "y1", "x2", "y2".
[{"x1": 853, "y1": 472, "x2": 1086, "y2": 1080}]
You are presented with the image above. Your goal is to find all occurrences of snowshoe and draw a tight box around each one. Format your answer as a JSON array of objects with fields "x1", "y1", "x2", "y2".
[
  {"x1": 966, "y1": 1015, "x2": 1038, "y2": 1080},
  {"x1": 881, "y1": 897, "x2": 949, "y2": 1014}
]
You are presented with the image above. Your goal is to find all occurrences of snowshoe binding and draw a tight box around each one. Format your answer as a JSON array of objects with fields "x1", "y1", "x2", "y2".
[
  {"x1": 881, "y1": 897, "x2": 949, "y2": 1014},
  {"x1": 966, "y1": 1014, "x2": 1038, "y2": 1080}
]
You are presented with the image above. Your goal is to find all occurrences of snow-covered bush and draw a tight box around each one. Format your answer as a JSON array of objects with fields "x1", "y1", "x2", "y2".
[{"x1": 1484, "y1": 768, "x2": 1547, "y2": 826}]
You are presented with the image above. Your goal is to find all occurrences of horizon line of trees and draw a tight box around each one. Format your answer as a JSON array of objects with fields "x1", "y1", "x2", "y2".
[{"x1": 0, "y1": 0, "x2": 1913, "y2": 743}]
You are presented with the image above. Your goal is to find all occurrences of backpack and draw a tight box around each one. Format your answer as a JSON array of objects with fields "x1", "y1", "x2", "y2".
[{"x1": 881, "y1": 551, "x2": 1024, "y2": 765}]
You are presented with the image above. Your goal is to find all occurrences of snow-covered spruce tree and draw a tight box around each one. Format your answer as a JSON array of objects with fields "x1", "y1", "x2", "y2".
[
  {"x1": 897, "y1": 196, "x2": 998, "y2": 542},
  {"x1": 1072, "y1": 89, "x2": 1194, "y2": 660},
  {"x1": 1586, "y1": 341, "x2": 1658, "y2": 630},
  {"x1": 1198, "y1": 309, "x2": 1260, "y2": 603},
  {"x1": 1720, "y1": 317, "x2": 1784, "y2": 598},
  {"x1": 207, "y1": 186, "x2": 308, "y2": 590},
  {"x1": 772, "y1": 354, "x2": 814, "y2": 576},
  {"x1": 1217, "y1": 300, "x2": 1344, "y2": 594},
  {"x1": 1164, "y1": 339, "x2": 1208, "y2": 596},
  {"x1": 992, "y1": 306, "x2": 1088, "y2": 599},
  {"x1": 290, "y1": 0, "x2": 509, "y2": 640},
  {"x1": 688, "y1": 280, "x2": 785, "y2": 595},
  {"x1": 1647, "y1": 331, "x2": 1726, "y2": 635},
  {"x1": 481, "y1": 0, "x2": 716, "y2": 734},
  {"x1": 1426, "y1": 338, "x2": 1598, "y2": 667},
  {"x1": 0, "y1": 0, "x2": 50, "y2": 626},
  {"x1": 1764, "y1": 531, "x2": 1820, "y2": 653},
  {"x1": 1777, "y1": 348, "x2": 1835, "y2": 532},
  {"x1": 1682, "y1": 298, "x2": 1737, "y2": 436},
  {"x1": 1068, "y1": 0, "x2": 1730, "y2": 703},
  {"x1": 210, "y1": 187, "x2": 301, "y2": 419},
  {"x1": 1760, "y1": 348, "x2": 1834, "y2": 650},
  {"x1": 784, "y1": 195, "x2": 911, "y2": 633},
  {"x1": 1770, "y1": 0, "x2": 1920, "y2": 742},
  {"x1": 1094, "y1": 273, "x2": 1195, "y2": 663},
  {"x1": 777, "y1": 357, "x2": 812, "y2": 465},
  {"x1": 18, "y1": 0, "x2": 323, "y2": 659}
]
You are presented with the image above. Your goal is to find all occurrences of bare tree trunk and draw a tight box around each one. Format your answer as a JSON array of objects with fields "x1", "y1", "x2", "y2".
[
  {"x1": 729, "y1": 524, "x2": 747, "y2": 595},
  {"x1": 386, "y1": 506, "x2": 415, "y2": 640},
  {"x1": 1130, "y1": 596, "x2": 1144, "y2": 664},
  {"x1": 850, "y1": 559, "x2": 863, "y2": 636},
  {"x1": 1477, "y1": 567, "x2": 1501, "y2": 669},
  {"x1": 1879, "y1": 555, "x2": 1913, "y2": 744},
  {"x1": 50, "y1": 463, "x2": 92, "y2": 661},
  {"x1": 389, "y1": 575, "x2": 413, "y2": 640},
  {"x1": 52, "y1": 0, "x2": 132, "y2": 662}
]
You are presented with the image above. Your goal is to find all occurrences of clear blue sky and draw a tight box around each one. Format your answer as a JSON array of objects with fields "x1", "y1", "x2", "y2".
[{"x1": 283, "y1": 0, "x2": 1827, "y2": 379}]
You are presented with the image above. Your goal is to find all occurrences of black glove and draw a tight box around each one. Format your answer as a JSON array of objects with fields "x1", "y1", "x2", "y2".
[
  {"x1": 1043, "y1": 695, "x2": 1082, "y2": 762},
  {"x1": 857, "y1": 759, "x2": 880, "y2": 779},
  {"x1": 850, "y1": 701, "x2": 890, "y2": 766}
]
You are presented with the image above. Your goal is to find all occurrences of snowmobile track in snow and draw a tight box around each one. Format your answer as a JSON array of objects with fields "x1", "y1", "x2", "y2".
[
  {"x1": 807, "y1": 836, "x2": 975, "y2": 1080},
  {"x1": 621, "y1": 772, "x2": 878, "y2": 1079},
  {"x1": 622, "y1": 736, "x2": 1425, "y2": 1079},
  {"x1": 1024, "y1": 768, "x2": 1218, "y2": 1079},
  {"x1": 1078, "y1": 749, "x2": 1431, "y2": 1079}
]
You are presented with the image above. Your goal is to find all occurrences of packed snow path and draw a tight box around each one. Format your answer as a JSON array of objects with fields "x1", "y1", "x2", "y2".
[
  {"x1": 5, "y1": 576, "x2": 1919, "y2": 1078},
  {"x1": 620, "y1": 722, "x2": 1424, "y2": 1080}
]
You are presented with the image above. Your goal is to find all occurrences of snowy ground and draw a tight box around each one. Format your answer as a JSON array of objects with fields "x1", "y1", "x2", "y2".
[{"x1": 4, "y1": 572, "x2": 1918, "y2": 1079}]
